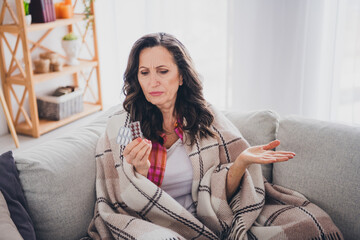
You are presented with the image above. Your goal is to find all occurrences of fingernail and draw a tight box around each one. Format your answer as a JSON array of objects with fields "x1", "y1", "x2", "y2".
[{"x1": 136, "y1": 138, "x2": 142, "y2": 142}]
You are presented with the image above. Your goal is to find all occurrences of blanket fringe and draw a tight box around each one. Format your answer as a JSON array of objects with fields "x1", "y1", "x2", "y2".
[
  {"x1": 227, "y1": 193, "x2": 247, "y2": 240},
  {"x1": 310, "y1": 232, "x2": 343, "y2": 240}
]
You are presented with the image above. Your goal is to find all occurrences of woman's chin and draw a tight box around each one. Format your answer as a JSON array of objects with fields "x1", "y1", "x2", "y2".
[
  {"x1": 147, "y1": 97, "x2": 164, "y2": 106},
  {"x1": 148, "y1": 100, "x2": 161, "y2": 107}
]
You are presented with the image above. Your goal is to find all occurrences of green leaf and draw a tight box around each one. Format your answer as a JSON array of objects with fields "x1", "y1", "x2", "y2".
[{"x1": 63, "y1": 32, "x2": 79, "y2": 41}]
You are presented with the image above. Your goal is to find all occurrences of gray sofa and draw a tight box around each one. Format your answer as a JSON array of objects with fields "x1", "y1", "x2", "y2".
[{"x1": 12, "y1": 105, "x2": 359, "y2": 240}]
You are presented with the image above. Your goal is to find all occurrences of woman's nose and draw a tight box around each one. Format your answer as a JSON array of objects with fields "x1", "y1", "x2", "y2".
[{"x1": 150, "y1": 73, "x2": 160, "y2": 86}]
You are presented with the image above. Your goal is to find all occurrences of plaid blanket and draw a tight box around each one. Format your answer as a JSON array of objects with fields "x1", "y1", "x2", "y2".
[{"x1": 87, "y1": 107, "x2": 343, "y2": 240}]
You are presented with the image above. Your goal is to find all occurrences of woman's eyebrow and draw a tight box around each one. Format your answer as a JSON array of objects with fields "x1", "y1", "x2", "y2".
[{"x1": 139, "y1": 64, "x2": 169, "y2": 69}]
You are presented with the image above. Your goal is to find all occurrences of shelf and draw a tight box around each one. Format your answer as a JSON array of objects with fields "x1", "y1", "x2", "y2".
[
  {"x1": 0, "y1": 24, "x2": 19, "y2": 33},
  {"x1": 28, "y1": 14, "x2": 90, "y2": 32},
  {"x1": 33, "y1": 60, "x2": 98, "y2": 83},
  {"x1": 15, "y1": 102, "x2": 102, "y2": 137},
  {"x1": 7, "y1": 60, "x2": 98, "y2": 84},
  {"x1": 0, "y1": 15, "x2": 89, "y2": 33}
]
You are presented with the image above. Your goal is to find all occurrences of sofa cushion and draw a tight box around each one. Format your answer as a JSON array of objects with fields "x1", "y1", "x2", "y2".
[
  {"x1": 0, "y1": 151, "x2": 35, "y2": 240},
  {"x1": 0, "y1": 191, "x2": 24, "y2": 240},
  {"x1": 224, "y1": 110, "x2": 279, "y2": 182},
  {"x1": 274, "y1": 116, "x2": 360, "y2": 240},
  {"x1": 14, "y1": 105, "x2": 120, "y2": 240}
]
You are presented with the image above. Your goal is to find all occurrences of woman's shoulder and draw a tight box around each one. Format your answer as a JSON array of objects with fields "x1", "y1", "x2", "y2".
[
  {"x1": 206, "y1": 102, "x2": 240, "y2": 134},
  {"x1": 106, "y1": 104, "x2": 127, "y2": 118},
  {"x1": 109, "y1": 109, "x2": 128, "y2": 119},
  {"x1": 105, "y1": 105, "x2": 131, "y2": 131},
  {"x1": 206, "y1": 103, "x2": 227, "y2": 124}
]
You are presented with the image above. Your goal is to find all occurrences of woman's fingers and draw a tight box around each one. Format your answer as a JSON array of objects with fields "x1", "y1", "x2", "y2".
[
  {"x1": 123, "y1": 138, "x2": 142, "y2": 157},
  {"x1": 123, "y1": 138, "x2": 152, "y2": 165},
  {"x1": 261, "y1": 156, "x2": 290, "y2": 163},
  {"x1": 135, "y1": 140, "x2": 152, "y2": 164},
  {"x1": 273, "y1": 156, "x2": 292, "y2": 162},
  {"x1": 264, "y1": 153, "x2": 295, "y2": 158},
  {"x1": 262, "y1": 140, "x2": 281, "y2": 150},
  {"x1": 131, "y1": 139, "x2": 148, "y2": 157},
  {"x1": 264, "y1": 154, "x2": 294, "y2": 162},
  {"x1": 141, "y1": 147, "x2": 152, "y2": 168},
  {"x1": 272, "y1": 150, "x2": 296, "y2": 155}
]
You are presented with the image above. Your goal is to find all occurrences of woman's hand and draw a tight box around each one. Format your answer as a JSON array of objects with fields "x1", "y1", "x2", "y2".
[
  {"x1": 234, "y1": 140, "x2": 295, "y2": 169},
  {"x1": 226, "y1": 140, "x2": 295, "y2": 200},
  {"x1": 123, "y1": 138, "x2": 152, "y2": 177}
]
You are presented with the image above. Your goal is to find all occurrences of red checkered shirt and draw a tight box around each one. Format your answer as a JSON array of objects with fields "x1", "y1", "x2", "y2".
[{"x1": 147, "y1": 120, "x2": 183, "y2": 187}]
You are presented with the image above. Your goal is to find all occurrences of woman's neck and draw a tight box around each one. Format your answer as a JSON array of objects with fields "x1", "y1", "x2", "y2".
[{"x1": 160, "y1": 107, "x2": 177, "y2": 133}]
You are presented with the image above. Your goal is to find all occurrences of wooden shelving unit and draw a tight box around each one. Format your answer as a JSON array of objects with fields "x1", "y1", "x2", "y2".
[
  {"x1": 16, "y1": 102, "x2": 102, "y2": 136},
  {"x1": 0, "y1": 0, "x2": 102, "y2": 138}
]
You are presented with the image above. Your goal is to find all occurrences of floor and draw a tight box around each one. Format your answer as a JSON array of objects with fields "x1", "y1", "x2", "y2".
[{"x1": 0, "y1": 109, "x2": 106, "y2": 154}]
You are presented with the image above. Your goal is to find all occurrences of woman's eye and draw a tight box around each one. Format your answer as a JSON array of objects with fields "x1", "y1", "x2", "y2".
[
  {"x1": 140, "y1": 71, "x2": 148, "y2": 75},
  {"x1": 160, "y1": 70, "x2": 168, "y2": 74}
]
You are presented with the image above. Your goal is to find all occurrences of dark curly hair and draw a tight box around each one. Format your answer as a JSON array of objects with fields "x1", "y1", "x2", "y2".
[{"x1": 123, "y1": 32, "x2": 214, "y2": 145}]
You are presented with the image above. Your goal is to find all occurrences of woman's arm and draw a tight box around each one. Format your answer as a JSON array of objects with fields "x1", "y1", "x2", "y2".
[
  {"x1": 226, "y1": 160, "x2": 247, "y2": 200},
  {"x1": 226, "y1": 140, "x2": 295, "y2": 200}
]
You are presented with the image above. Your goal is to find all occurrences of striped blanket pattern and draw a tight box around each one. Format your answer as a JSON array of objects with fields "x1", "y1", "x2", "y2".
[{"x1": 86, "y1": 107, "x2": 343, "y2": 240}]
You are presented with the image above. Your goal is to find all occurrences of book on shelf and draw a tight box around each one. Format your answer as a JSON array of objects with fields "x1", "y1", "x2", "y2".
[
  {"x1": 49, "y1": 0, "x2": 56, "y2": 21},
  {"x1": 30, "y1": 0, "x2": 56, "y2": 23},
  {"x1": 44, "y1": 0, "x2": 50, "y2": 22},
  {"x1": 45, "y1": 0, "x2": 56, "y2": 22}
]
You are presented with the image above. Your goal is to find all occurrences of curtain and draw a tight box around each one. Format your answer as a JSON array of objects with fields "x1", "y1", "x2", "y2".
[
  {"x1": 96, "y1": 0, "x2": 360, "y2": 125},
  {"x1": 333, "y1": 0, "x2": 360, "y2": 125},
  {"x1": 226, "y1": 0, "x2": 360, "y2": 125}
]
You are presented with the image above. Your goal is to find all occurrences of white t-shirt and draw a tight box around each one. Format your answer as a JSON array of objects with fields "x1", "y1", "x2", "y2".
[{"x1": 161, "y1": 138, "x2": 196, "y2": 215}]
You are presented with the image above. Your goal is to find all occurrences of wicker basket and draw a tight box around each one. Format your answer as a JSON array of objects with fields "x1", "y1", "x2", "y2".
[{"x1": 37, "y1": 90, "x2": 83, "y2": 120}]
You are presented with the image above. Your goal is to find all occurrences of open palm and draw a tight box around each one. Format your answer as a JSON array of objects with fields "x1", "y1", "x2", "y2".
[{"x1": 236, "y1": 140, "x2": 295, "y2": 167}]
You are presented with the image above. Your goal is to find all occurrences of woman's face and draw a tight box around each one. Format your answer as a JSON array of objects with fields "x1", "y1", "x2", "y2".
[{"x1": 137, "y1": 46, "x2": 183, "y2": 111}]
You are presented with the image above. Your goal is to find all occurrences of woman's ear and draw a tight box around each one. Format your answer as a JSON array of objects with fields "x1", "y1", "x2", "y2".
[{"x1": 179, "y1": 75, "x2": 183, "y2": 86}]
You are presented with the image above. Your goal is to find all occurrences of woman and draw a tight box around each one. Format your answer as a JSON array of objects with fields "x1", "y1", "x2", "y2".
[{"x1": 88, "y1": 33, "x2": 342, "y2": 240}]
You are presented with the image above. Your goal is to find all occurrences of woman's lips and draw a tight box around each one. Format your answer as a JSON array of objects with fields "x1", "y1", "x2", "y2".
[{"x1": 149, "y1": 91, "x2": 163, "y2": 96}]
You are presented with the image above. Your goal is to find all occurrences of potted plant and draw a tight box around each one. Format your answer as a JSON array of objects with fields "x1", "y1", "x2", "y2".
[
  {"x1": 83, "y1": 0, "x2": 93, "y2": 19},
  {"x1": 24, "y1": 0, "x2": 31, "y2": 25},
  {"x1": 83, "y1": 0, "x2": 95, "y2": 31},
  {"x1": 61, "y1": 32, "x2": 81, "y2": 66}
]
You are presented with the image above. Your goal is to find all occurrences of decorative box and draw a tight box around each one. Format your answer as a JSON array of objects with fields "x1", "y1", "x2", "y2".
[{"x1": 37, "y1": 90, "x2": 83, "y2": 120}]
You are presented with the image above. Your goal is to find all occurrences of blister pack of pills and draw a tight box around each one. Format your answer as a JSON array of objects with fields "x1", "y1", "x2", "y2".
[
  {"x1": 130, "y1": 121, "x2": 143, "y2": 140},
  {"x1": 116, "y1": 121, "x2": 143, "y2": 146}
]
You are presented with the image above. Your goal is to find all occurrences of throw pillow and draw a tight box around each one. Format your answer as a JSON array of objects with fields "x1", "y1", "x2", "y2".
[
  {"x1": 0, "y1": 151, "x2": 36, "y2": 240},
  {"x1": 224, "y1": 110, "x2": 280, "y2": 182},
  {"x1": 0, "y1": 191, "x2": 23, "y2": 240}
]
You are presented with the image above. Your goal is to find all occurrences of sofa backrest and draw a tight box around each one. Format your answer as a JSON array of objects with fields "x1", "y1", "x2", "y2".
[{"x1": 274, "y1": 116, "x2": 360, "y2": 240}]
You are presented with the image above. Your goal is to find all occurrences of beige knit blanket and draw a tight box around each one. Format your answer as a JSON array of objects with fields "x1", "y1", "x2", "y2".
[{"x1": 87, "y1": 107, "x2": 343, "y2": 240}]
